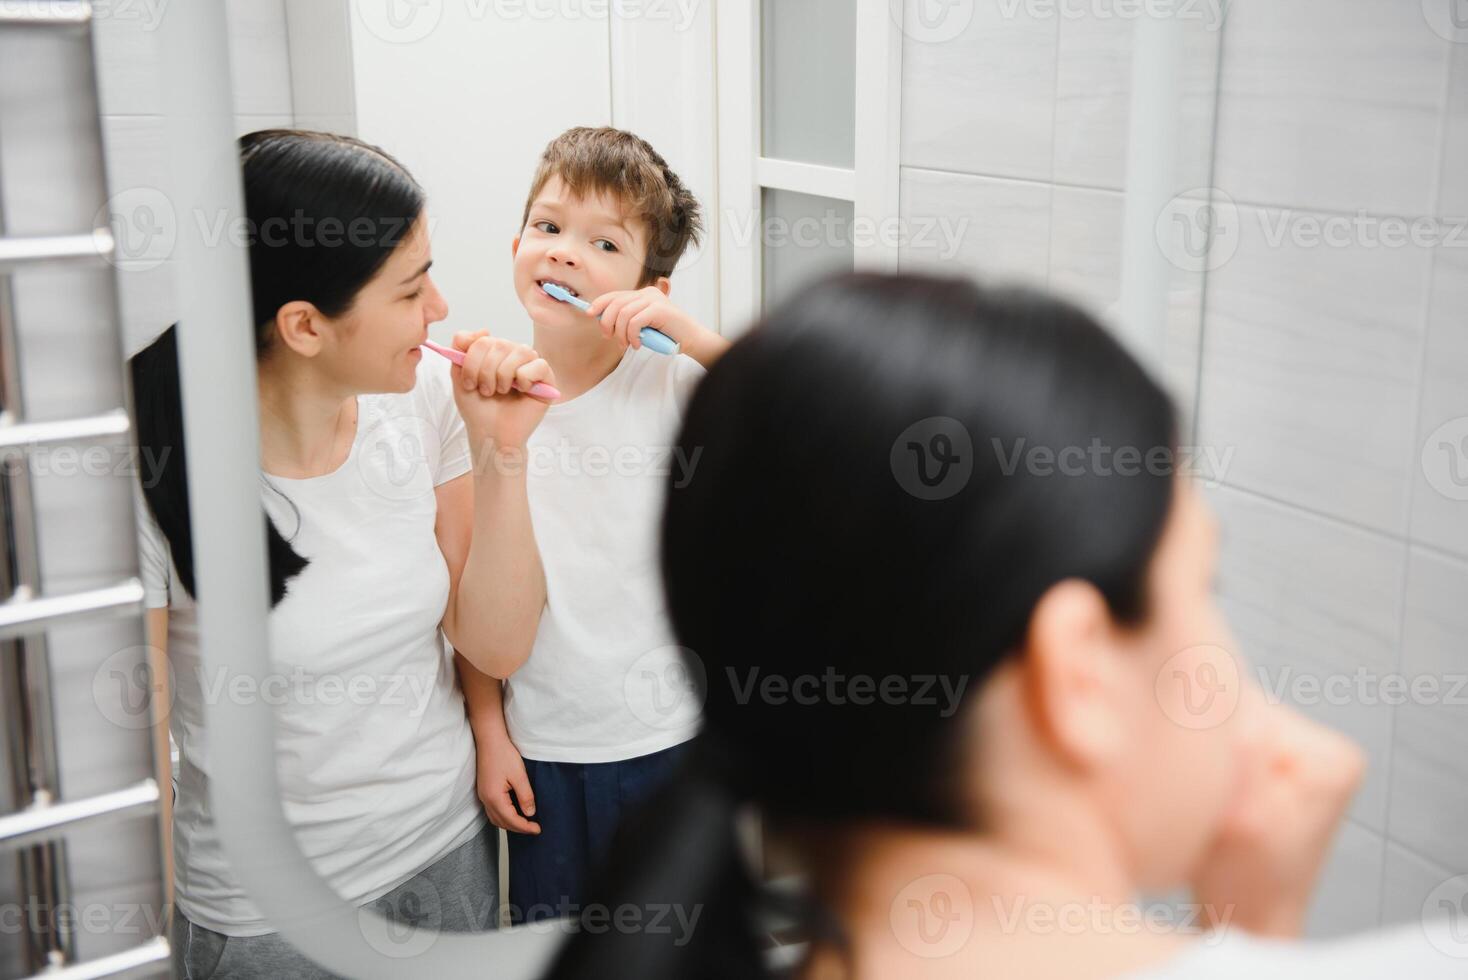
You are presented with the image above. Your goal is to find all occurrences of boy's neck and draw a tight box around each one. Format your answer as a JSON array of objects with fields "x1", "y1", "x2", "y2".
[{"x1": 531, "y1": 321, "x2": 627, "y2": 402}]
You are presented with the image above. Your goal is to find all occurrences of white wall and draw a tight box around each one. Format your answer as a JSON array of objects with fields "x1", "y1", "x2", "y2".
[{"x1": 287, "y1": 0, "x2": 720, "y2": 347}]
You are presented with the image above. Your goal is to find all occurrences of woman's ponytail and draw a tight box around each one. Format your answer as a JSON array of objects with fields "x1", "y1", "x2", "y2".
[
  {"x1": 130, "y1": 325, "x2": 308, "y2": 606},
  {"x1": 545, "y1": 740, "x2": 790, "y2": 980}
]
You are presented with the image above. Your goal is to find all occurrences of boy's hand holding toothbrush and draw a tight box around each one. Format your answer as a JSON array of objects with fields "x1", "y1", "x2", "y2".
[
  {"x1": 444, "y1": 329, "x2": 559, "y2": 454},
  {"x1": 585, "y1": 286, "x2": 720, "y2": 361}
]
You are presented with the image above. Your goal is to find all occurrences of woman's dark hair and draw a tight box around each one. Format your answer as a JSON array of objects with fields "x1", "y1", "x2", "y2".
[
  {"x1": 545, "y1": 273, "x2": 1179, "y2": 978},
  {"x1": 129, "y1": 130, "x2": 425, "y2": 605}
]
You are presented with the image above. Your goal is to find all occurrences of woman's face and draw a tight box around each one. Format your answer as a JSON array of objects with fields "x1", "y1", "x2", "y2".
[
  {"x1": 317, "y1": 214, "x2": 449, "y2": 393},
  {"x1": 1102, "y1": 479, "x2": 1260, "y2": 889}
]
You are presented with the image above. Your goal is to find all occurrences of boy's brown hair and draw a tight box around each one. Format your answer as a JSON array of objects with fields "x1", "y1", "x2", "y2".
[{"x1": 520, "y1": 127, "x2": 704, "y2": 287}]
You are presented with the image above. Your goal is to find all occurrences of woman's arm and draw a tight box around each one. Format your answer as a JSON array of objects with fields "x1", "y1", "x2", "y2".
[
  {"x1": 434, "y1": 467, "x2": 545, "y2": 678},
  {"x1": 144, "y1": 608, "x2": 174, "y2": 910}
]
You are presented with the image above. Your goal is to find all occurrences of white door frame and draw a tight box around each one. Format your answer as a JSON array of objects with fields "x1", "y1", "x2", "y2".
[{"x1": 715, "y1": 0, "x2": 904, "y2": 338}]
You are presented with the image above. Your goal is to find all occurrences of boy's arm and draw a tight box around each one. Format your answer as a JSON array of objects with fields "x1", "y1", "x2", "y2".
[
  {"x1": 436, "y1": 458, "x2": 544, "y2": 678},
  {"x1": 454, "y1": 655, "x2": 541, "y2": 834},
  {"x1": 678, "y1": 326, "x2": 732, "y2": 371}
]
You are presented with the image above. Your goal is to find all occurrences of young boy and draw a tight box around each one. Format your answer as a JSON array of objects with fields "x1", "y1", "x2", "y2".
[{"x1": 452, "y1": 127, "x2": 730, "y2": 924}]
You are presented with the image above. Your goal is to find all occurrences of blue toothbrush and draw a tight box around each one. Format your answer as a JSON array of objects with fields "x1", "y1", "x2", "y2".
[{"x1": 540, "y1": 281, "x2": 681, "y2": 356}]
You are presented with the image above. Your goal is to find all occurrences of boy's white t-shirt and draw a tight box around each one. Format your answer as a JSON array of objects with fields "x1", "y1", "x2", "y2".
[
  {"x1": 505, "y1": 345, "x2": 707, "y2": 763},
  {"x1": 136, "y1": 355, "x2": 485, "y2": 937}
]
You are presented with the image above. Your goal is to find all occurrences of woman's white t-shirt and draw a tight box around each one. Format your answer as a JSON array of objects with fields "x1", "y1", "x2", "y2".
[
  {"x1": 136, "y1": 355, "x2": 485, "y2": 937},
  {"x1": 1124, "y1": 920, "x2": 1468, "y2": 978}
]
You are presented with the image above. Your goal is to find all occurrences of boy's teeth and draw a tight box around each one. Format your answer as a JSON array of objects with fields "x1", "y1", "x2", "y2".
[{"x1": 540, "y1": 279, "x2": 578, "y2": 297}]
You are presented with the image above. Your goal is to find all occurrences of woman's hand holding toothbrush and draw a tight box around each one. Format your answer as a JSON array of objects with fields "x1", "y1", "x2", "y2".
[{"x1": 446, "y1": 329, "x2": 558, "y2": 456}]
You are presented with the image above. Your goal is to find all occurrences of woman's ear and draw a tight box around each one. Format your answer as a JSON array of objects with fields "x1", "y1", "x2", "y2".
[
  {"x1": 272, "y1": 301, "x2": 325, "y2": 357},
  {"x1": 653, "y1": 276, "x2": 671, "y2": 296},
  {"x1": 1021, "y1": 579, "x2": 1130, "y2": 771}
]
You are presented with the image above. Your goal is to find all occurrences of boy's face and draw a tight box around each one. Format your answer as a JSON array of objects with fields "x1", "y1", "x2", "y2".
[{"x1": 512, "y1": 175, "x2": 654, "y2": 331}]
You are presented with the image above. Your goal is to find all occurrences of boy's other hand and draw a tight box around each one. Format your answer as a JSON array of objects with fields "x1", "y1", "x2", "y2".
[
  {"x1": 449, "y1": 329, "x2": 557, "y2": 453},
  {"x1": 476, "y1": 726, "x2": 541, "y2": 835}
]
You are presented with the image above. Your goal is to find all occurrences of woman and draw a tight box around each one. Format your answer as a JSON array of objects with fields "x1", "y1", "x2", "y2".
[
  {"x1": 542, "y1": 273, "x2": 1461, "y2": 978},
  {"x1": 131, "y1": 130, "x2": 552, "y2": 978}
]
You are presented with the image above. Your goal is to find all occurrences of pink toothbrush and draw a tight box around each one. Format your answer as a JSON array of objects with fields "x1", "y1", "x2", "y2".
[{"x1": 421, "y1": 339, "x2": 561, "y2": 402}]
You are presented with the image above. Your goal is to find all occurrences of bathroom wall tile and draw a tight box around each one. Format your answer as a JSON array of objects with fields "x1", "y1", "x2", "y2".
[
  {"x1": 1210, "y1": 486, "x2": 1406, "y2": 832},
  {"x1": 46, "y1": 615, "x2": 157, "y2": 803},
  {"x1": 69, "y1": 876, "x2": 170, "y2": 963},
  {"x1": 285, "y1": 0, "x2": 358, "y2": 123},
  {"x1": 1409, "y1": 240, "x2": 1468, "y2": 559},
  {"x1": 235, "y1": 114, "x2": 296, "y2": 137},
  {"x1": 900, "y1": 0, "x2": 1058, "y2": 181},
  {"x1": 1052, "y1": 10, "x2": 1222, "y2": 193},
  {"x1": 225, "y1": 0, "x2": 295, "y2": 118},
  {"x1": 1381, "y1": 842, "x2": 1457, "y2": 928},
  {"x1": 1306, "y1": 820, "x2": 1385, "y2": 937},
  {"x1": 114, "y1": 261, "x2": 180, "y2": 358},
  {"x1": 291, "y1": 113, "x2": 358, "y2": 137},
  {"x1": 66, "y1": 822, "x2": 168, "y2": 963},
  {"x1": 1196, "y1": 204, "x2": 1431, "y2": 533},
  {"x1": 1047, "y1": 185, "x2": 1204, "y2": 423},
  {"x1": 90, "y1": 6, "x2": 165, "y2": 116},
  {"x1": 0, "y1": 31, "x2": 110, "y2": 235},
  {"x1": 1386, "y1": 548, "x2": 1468, "y2": 871},
  {"x1": 898, "y1": 168, "x2": 1050, "y2": 289},
  {"x1": 1212, "y1": 0, "x2": 1449, "y2": 216},
  {"x1": 1442, "y1": 44, "x2": 1468, "y2": 220}
]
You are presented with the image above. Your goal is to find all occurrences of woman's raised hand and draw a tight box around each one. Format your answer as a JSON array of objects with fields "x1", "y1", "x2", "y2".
[
  {"x1": 1191, "y1": 684, "x2": 1366, "y2": 938},
  {"x1": 448, "y1": 329, "x2": 557, "y2": 454}
]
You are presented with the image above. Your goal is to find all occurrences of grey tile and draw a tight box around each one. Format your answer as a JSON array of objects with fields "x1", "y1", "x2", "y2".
[
  {"x1": 225, "y1": 0, "x2": 295, "y2": 117},
  {"x1": 1306, "y1": 820, "x2": 1384, "y2": 937},
  {"x1": 285, "y1": 0, "x2": 358, "y2": 121},
  {"x1": 1410, "y1": 245, "x2": 1468, "y2": 559},
  {"x1": 89, "y1": 5, "x2": 165, "y2": 116},
  {"x1": 1443, "y1": 44, "x2": 1468, "y2": 220},
  {"x1": 1210, "y1": 486, "x2": 1406, "y2": 832},
  {"x1": 1386, "y1": 548, "x2": 1468, "y2": 871},
  {"x1": 0, "y1": 31, "x2": 110, "y2": 234},
  {"x1": 46, "y1": 616, "x2": 157, "y2": 803},
  {"x1": 8, "y1": 267, "x2": 127, "y2": 421},
  {"x1": 1047, "y1": 185, "x2": 1204, "y2": 420},
  {"x1": 1197, "y1": 203, "x2": 1432, "y2": 534},
  {"x1": 1212, "y1": 0, "x2": 1450, "y2": 216},
  {"x1": 1052, "y1": 10, "x2": 1222, "y2": 193},
  {"x1": 1381, "y1": 842, "x2": 1458, "y2": 927},
  {"x1": 899, "y1": 0, "x2": 1058, "y2": 181},
  {"x1": 235, "y1": 114, "x2": 297, "y2": 138},
  {"x1": 898, "y1": 168, "x2": 1050, "y2": 289}
]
